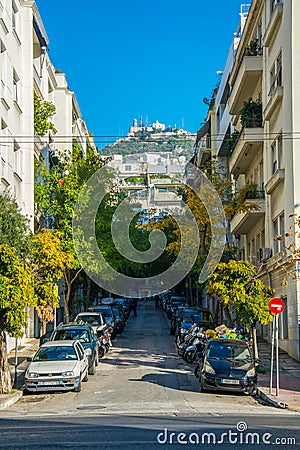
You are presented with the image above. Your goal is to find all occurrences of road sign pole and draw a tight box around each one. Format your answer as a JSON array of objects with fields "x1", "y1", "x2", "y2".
[
  {"x1": 275, "y1": 314, "x2": 279, "y2": 396},
  {"x1": 270, "y1": 315, "x2": 275, "y2": 394}
]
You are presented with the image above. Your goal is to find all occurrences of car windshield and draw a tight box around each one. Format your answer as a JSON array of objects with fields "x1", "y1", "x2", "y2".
[
  {"x1": 207, "y1": 343, "x2": 252, "y2": 361},
  {"x1": 193, "y1": 312, "x2": 213, "y2": 323},
  {"x1": 33, "y1": 346, "x2": 77, "y2": 361},
  {"x1": 99, "y1": 309, "x2": 113, "y2": 319},
  {"x1": 76, "y1": 315, "x2": 102, "y2": 326},
  {"x1": 52, "y1": 329, "x2": 90, "y2": 343},
  {"x1": 182, "y1": 311, "x2": 198, "y2": 323}
]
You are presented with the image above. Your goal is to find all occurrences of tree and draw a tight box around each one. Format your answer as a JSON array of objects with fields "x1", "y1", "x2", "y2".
[
  {"x1": 0, "y1": 192, "x2": 34, "y2": 393},
  {"x1": 206, "y1": 260, "x2": 274, "y2": 358},
  {"x1": 34, "y1": 93, "x2": 57, "y2": 135},
  {"x1": 0, "y1": 245, "x2": 35, "y2": 393},
  {"x1": 0, "y1": 191, "x2": 30, "y2": 258},
  {"x1": 31, "y1": 229, "x2": 73, "y2": 336},
  {"x1": 35, "y1": 145, "x2": 106, "y2": 322}
]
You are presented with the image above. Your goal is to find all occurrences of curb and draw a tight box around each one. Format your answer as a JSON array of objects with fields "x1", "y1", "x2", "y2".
[
  {"x1": 0, "y1": 390, "x2": 23, "y2": 409},
  {"x1": 257, "y1": 386, "x2": 288, "y2": 410}
]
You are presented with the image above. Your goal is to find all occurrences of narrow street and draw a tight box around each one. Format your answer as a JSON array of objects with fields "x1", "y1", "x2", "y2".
[{"x1": 0, "y1": 300, "x2": 299, "y2": 449}]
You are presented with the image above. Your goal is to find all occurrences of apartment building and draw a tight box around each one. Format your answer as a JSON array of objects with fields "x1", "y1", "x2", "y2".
[
  {"x1": 1, "y1": 1, "x2": 93, "y2": 349},
  {"x1": 211, "y1": 0, "x2": 300, "y2": 361}
]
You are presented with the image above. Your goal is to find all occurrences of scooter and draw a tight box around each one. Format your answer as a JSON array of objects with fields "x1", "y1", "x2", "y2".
[{"x1": 183, "y1": 332, "x2": 208, "y2": 364}]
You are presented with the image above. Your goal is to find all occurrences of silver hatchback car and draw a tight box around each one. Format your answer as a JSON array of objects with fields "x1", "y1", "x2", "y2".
[{"x1": 25, "y1": 340, "x2": 90, "y2": 393}]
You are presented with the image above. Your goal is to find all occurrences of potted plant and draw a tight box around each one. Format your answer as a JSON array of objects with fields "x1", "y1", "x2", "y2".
[{"x1": 240, "y1": 99, "x2": 262, "y2": 128}]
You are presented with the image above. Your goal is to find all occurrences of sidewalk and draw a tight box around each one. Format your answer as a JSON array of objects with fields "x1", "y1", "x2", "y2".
[
  {"x1": 0, "y1": 337, "x2": 40, "y2": 409},
  {"x1": 257, "y1": 337, "x2": 300, "y2": 411}
]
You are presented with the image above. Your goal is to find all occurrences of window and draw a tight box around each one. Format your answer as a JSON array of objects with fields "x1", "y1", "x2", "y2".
[
  {"x1": 279, "y1": 213, "x2": 285, "y2": 251},
  {"x1": 271, "y1": 0, "x2": 282, "y2": 14},
  {"x1": 12, "y1": 0, "x2": 19, "y2": 33},
  {"x1": 269, "y1": 52, "x2": 282, "y2": 95},
  {"x1": 273, "y1": 218, "x2": 279, "y2": 254},
  {"x1": 13, "y1": 69, "x2": 19, "y2": 103},
  {"x1": 13, "y1": 140, "x2": 22, "y2": 177},
  {"x1": 273, "y1": 213, "x2": 285, "y2": 254},
  {"x1": 271, "y1": 133, "x2": 283, "y2": 174},
  {"x1": 271, "y1": 142, "x2": 277, "y2": 174},
  {"x1": 279, "y1": 297, "x2": 288, "y2": 340}
]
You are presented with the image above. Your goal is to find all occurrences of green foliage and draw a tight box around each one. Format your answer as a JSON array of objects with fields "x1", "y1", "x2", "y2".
[
  {"x1": 0, "y1": 245, "x2": 36, "y2": 337},
  {"x1": 240, "y1": 99, "x2": 262, "y2": 128},
  {"x1": 101, "y1": 132, "x2": 194, "y2": 157},
  {"x1": 34, "y1": 93, "x2": 57, "y2": 135},
  {"x1": 206, "y1": 260, "x2": 274, "y2": 329},
  {"x1": 0, "y1": 191, "x2": 31, "y2": 258},
  {"x1": 35, "y1": 145, "x2": 107, "y2": 321},
  {"x1": 245, "y1": 38, "x2": 259, "y2": 56}
]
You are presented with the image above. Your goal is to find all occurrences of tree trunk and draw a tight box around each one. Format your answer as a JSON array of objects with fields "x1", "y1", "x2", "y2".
[
  {"x1": 251, "y1": 324, "x2": 259, "y2": 359},
  {"x1": 223, "y1": 305, "x2": 232, "y2": 327},
  {"x1": 40, "y1": 321, "x2": 47, "y2": 337},
  {"x1": 0, "y1": 331, "x2": 12, "y2": 394},
  {"x1": 64, "y1": 286, "x2": 71, "y2": 324},
  {"x1": 86, "y1": 276, "x2": 91, "y2": 309}
]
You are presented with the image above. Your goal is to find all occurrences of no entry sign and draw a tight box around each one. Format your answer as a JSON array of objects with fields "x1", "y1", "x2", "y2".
[{"x1": 268, "y1": 298, "x2": 285, "y2": 315}]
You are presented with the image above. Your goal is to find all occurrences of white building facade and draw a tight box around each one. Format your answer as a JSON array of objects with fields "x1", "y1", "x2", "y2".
[{"x1": 213, "y1": 0, "x2": 300, "y2": 361}]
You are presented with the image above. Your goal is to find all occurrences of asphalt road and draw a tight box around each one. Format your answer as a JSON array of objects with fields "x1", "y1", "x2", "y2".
[{"x1": 1, "y1": 300, "x2": 299, "y2": 449}]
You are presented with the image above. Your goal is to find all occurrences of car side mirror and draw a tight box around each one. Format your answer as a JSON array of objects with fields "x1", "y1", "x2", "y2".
[{"x1": 27, "y1": 357, "x2": 33, "y2": 362}]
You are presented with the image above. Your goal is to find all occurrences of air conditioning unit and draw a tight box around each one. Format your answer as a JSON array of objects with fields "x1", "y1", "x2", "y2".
[{"x1": 257, "y1": 248, "x2": 272, "y2": 263}]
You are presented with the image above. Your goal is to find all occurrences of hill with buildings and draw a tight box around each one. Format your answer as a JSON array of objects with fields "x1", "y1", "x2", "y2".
[{"x1": 100, "y1": 119, "x2": 195, "y2": 159}]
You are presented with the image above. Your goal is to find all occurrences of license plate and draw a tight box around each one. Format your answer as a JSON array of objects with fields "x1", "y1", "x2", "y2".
[
  {"x1": 43, "y1": 381, "x2": 58, "y2": 386},
  {"x1": 221, "y1": 378, "x2": 240, "y2": 385}
]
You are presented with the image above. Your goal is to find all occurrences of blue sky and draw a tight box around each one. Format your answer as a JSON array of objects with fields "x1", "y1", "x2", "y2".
[{"x1": 36, "y1": 1, "x2": 248, "y2": 146}]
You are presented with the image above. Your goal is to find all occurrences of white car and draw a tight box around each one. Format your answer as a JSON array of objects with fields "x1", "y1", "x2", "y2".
[{"x1": 25, "y1": 340, "x2": 90, "y2": 393}]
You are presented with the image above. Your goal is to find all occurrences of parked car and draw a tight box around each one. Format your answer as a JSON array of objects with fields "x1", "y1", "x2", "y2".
[
  {"x1": 111, "y1": 304, "x2": 126, "y2": 333},
  {"x1": 48, "y1": 323, "x2": 99, "y2": 375},
  {"x1": 74, "y1": 311, "x2": 108, "y2": 336},
  {"x1": 89, "y1": 304, "x2": 117, "y2": 339},
  {"x1": 197, "y1": 338, "x2": 258, "y2": 395},
  {"x1": 25, "y1": 340, "x2": 89, "y2": 393},
  {"x1": 114, "y1": 298, "x2": 131, "y2": 321},
  {"x1": 175, "y1": 308, "x2": 215, "y2": 345}
]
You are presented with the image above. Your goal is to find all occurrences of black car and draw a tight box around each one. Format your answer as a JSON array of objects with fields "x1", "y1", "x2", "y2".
[
  {"x1": 49, "y1": 323, "x2": 99, "y2": 375},
  {"x1": 198, "y1": 338, "x2": 257, "y2": 395}
]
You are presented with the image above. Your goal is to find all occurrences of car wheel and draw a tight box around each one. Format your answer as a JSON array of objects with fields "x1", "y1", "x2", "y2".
[
  {"x1": 82, "y1": 370, "x2": 88, "y2": 382},
  {"x1": 74, "y1": 380, "x2": 82, "y2": 392},
  {"x1": 170, "y1": 328, "x2": 174, "y2": 335},
  {"x1": 176, "y1": 336, "x2": 181, "y2": 347},
  {"x1": 89, "y1": 359, "x2": 96, "y2": 375}
]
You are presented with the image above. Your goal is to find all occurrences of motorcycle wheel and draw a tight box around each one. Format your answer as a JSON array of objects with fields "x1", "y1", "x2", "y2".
[
  {"x1": 185, "y1": 351, "x2": 195, "y2": 364},
  {"x1": 98, "y1": 346, "x2": 105, "y2": 359}
]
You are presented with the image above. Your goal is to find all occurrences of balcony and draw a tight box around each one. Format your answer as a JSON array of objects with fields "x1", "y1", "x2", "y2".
[
  {"x1": 263, "y1": 2, "x2": 283, "y2": 48},
  {"x1": 231, "y1": 191, "x2": 265, "y2": 235},
  {"x1": 265, "y1": 168, "x2": 285, "y2": 194},
  {"x1": 229, "y1": 127, "x2": 264, "y2": 176},
  {"x1": 228, "y1": 55, "x2": 263, "y2": 116},
  {"x1": 264, "y1": 85, "x2": 283, "y2": 119}
]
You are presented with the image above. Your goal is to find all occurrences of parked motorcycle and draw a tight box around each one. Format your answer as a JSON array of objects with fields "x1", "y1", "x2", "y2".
[{"x1": 182, "y1": 332, "x2": 208, "y2": 364}]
